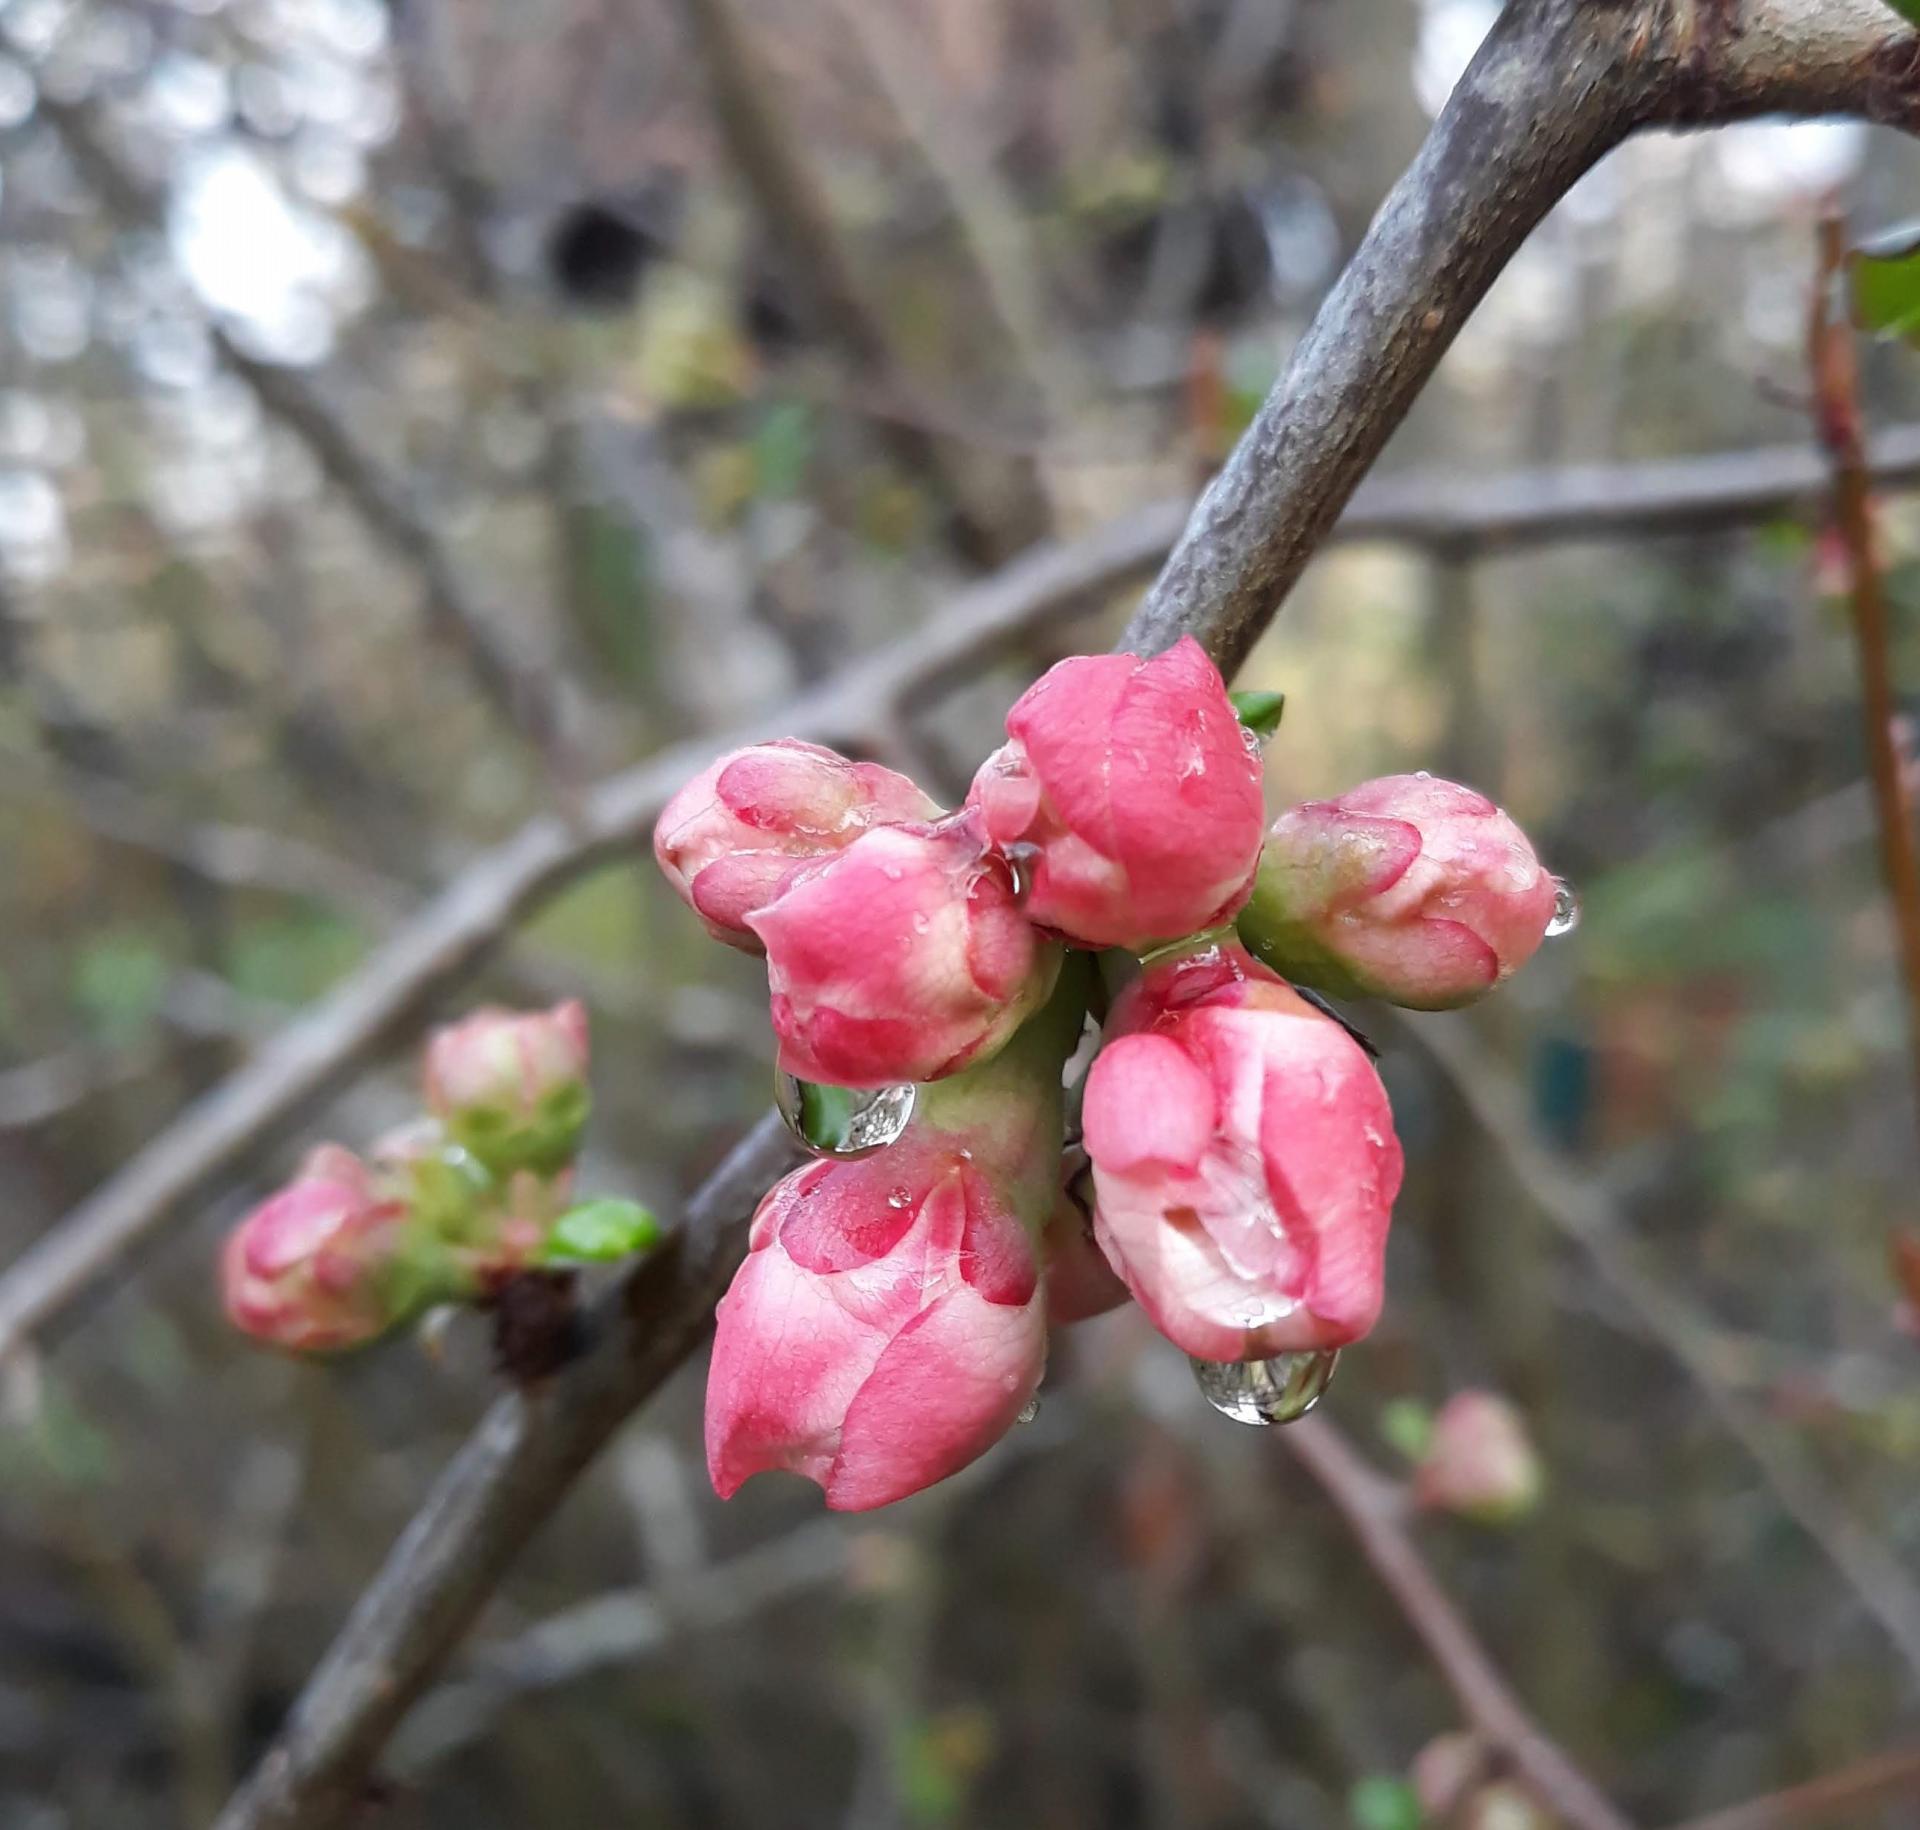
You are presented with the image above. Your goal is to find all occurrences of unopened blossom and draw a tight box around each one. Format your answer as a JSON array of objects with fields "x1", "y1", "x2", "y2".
[
  {"x1": 423, "y1": 1000, "x2": 591, "y2": 1175},
  {"x1": 708, "y1": 960, "x2": 1088, "y2": 1511},
  {"x1": 1411, "y1": 1732, "x2": 1488, "y2": 1821},
  {"x1": 653, "y1": 739, "x2": 939, "y2": 949},
  {"x1": 1240, "y1": 773, "x2": 1558, "y2": 1010},
  {"x1": 748, "y1": 814, "x2": 1059, "y2": 1088},
  {"x1": 968, "y1": 635, "x2": 1266, "y2": 950},
  {"x1": 370, "y1": 1118, "x2": 572, "y2": 1288},
  {"x1": 1415, "y1": 1390, "x2": 1544, "y2": 1522},
  {"x1": 705, "y1": 1137, "x2": 1047, "y2": 1510},
  {"x1": 222, "y1": 1145, "x2": 428, "y2": 1354},
  {"x1": 1081, "y1": 944, "x2": 1403, "y2": 1362}
]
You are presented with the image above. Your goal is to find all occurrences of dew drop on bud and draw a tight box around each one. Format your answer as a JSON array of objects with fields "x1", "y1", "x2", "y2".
[
  {"x1": 774, "y1": 1072, "x2": 917, "y2": 1158},
  {"x1": 1001, "y1": 841, "x2": 1040, "y2": 904},
  {"x1": 1545, "y1": 876, "x2": 1580, "y2": 939},
  {"x1": 1189, "y1": 1349, "x2": 1339, "y2": 1426},
  {"x1": 1016, "y1": 1393, "x2": 1041, "y2": 1424}
]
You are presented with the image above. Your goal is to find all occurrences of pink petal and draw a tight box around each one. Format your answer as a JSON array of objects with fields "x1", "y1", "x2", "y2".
[
  {"x1": 824, "y1": 1284, "x2": 1044, "y2": 1511},
  {"x1": 703, "y1": 1240, "x2": 893, "y2": 1500},
  {"x1": 1004, "y1": 652, "x2": 1136, "y2": 858},
  {"x1": 1083, "y1": 1034, "x2": 1219, "y2": 1175}
]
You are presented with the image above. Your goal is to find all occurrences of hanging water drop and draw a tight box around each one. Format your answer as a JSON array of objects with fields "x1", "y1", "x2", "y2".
[
  {"x1": 1002, "y1": 842, "x2": 1040, "y2": 904},
  {"x1": 1545, "y1": 876, "x2": 1580, "y2": 938},
  {"x1": 1016, "y1": 1393, "x2": 1041, "y2": 1424},
  {"x1": 1189, "y1": 1349, "x2": 1339, "y2": 1426},
  {"x1": 774, "y1": 1071, "x2": 917, "y2": 1158}
]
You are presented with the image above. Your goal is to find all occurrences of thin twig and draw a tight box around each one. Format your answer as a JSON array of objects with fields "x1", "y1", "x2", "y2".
[
  {"x1": 1283, "y1": 1416, "x2": 1634, "y2": 1830},
  {"x1": 1809, "y1": 211, "x2": 1920, "y2": 1147},
  {"x1": 0, "y1": 510, "x2": 1172, "y2": 1361},
  {"x1": 1122, "y1": 0, "x2": 1920, "y2": 670},
  {"x1": 25, "y1": 422, "x2": 1920, "y2": 1346},
  {"x1": 1665, "y1": 1744, "x2": 1920, "y2": 1830},
  {"x1": 132, "y1": 6, "x2": 1920, "y2": 1818},
  {"x1": 211, "y1": 1114, "x2": 801, "y2": 1830},
  {"x1": 1390, "y1": 1010, "x2": 1920, "y2": 1680},
  {"x1": 25, "y1": 79, "x2": 579, "y2": 762},
  {"x1": 669, "y1": 0, "x2": 1020, "y2": 564}
]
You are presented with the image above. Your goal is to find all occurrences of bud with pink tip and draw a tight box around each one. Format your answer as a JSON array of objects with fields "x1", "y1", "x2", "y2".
[
  {"x1": 968, "y1": 635, "x2": 1266, "y2": 951},
  {"x1": 747, "y1": 814, "x2": 1060, "y2": 1088},
  {"x1": 369, "y1": 1119, "x2": 573, "y2": 1288},
  {"x1": 1239, "y1": 774, "x2": 1559, "y2": 1010},
  {"x1": 705, "y1": 1139, "x2": 1047, "y2": 1510},
  {"x1": 1415, "y1": 1391, "x2": 1544, "y2": 1522},
  {"x1": 705, "y1": 968, "x2": 1086, "y2": 1510},
  {"x1": 222, "y1": 1145, "x2": 452, "y2": 1354},
  {"x1": 423, "y1": 1000, "x2": 591, "y2": 1176},
  {"x1": 1080, "y1": 944, "x2": 1403, "y2": 1362},
  {"x1": 654, "y1": 739, "x2": 939, "y2": 950}
]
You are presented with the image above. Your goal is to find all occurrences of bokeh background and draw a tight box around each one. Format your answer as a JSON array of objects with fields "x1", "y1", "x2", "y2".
[{"x1": 3, "y1": 0, "x2": 1920, "y2": 1824}]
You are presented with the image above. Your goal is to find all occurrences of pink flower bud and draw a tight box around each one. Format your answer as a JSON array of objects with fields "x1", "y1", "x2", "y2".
[
  {"x1": 221, "y1": 1146, "x2": 416, "y2": 1354},
  {"x1": 422, "y1": 1001, "x2": 591, "y2": 1175},
  {"x1": 1080, "y1": 944, "x2": 1403, "y2": 1361},
  {"x1": 654, "y1": 739, "x2": 940, "y2": 949},
  {"x1": 1415, "y1": 1391, "x2": 1544, "y2": 1522},
  {"x1": 705, "y1": 1137, "x2": 1047, "y2": 1510},
  {"x1": 1242, "y1": 774, "x2": 1558, "y2": 1010},
  {"x1": 968, "y1": 635, "x2": 1265, "y2": 950},
  {"x1": 747, "y1": 815, "x2": 1061, "y2": 1088}
]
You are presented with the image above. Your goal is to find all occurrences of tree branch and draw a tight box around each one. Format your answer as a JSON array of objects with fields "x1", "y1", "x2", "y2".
[
  {"x1": 1808, "y1": 212, "x2": 1920, "y2": 1152},
  {"x1": 669, "y1": 0, "x2": 1024, "y2": 563},
  {"x1": 1666, "y1": 1744, "x2": 1920, "y2": 1830},
  {"x1": 1283, "y1": 1416, "x2": 1632, "y2": 1830},
  {"x1": 127, "y1": 3, "x2": 1920, "y2": 1817},
  {"x1": 24, "y1": 80, "x2": 580, "y2": 761},
  {"x1": 20, "y1": 418, "x2": 1920, "y2": 1356},
  {"x1": 212, "y1": 1113, "x2": 800, "y2": 1830},
  {"x1": 1121, "y1": 0, "x2": 1920, "y2": 670},
  {"x1": 0, "y1": 510, "x2": 1172, "y2": 1363},
  {"x1": 1388, "y1": 1009, "x2": 1920, "y2": 1680}
]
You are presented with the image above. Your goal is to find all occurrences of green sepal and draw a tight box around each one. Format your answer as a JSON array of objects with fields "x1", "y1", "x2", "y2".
[
  {"x1": 447, "y1": 1082, "x2": 592, "y2": 1180},
  {"x1": 1229, "y1": 688, "x2": 1286, "y2": 742}
]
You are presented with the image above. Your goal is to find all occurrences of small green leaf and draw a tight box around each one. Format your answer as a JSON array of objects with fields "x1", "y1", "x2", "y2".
[
  {"x1": 1851, "y1": 221, "x2": 1920, "y2": 346},
  {"x1": 1380, "y1": 1398, "x2": 1435, "y2": 1462},
  {"x1": 1230, "y1": 689, "x2": 1286, "y2": 742},
  {"x1": 544, "y1": 1198, "x2": 661, "y2": 1264},
  {"x1": 1349, "y1": 1777, "x2": 1422, "y2": 1830}
]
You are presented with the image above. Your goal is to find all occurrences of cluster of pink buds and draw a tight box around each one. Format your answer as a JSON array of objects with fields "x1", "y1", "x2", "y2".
[
  {"x1": 657, "y1": 635, "x2": 1570, "y2": 1510},
  {"x1": 222, "y1": 1001, "x2": 657, "y2": 1356}
]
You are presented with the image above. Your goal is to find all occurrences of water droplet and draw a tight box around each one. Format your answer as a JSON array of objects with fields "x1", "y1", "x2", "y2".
[
  {"x1": 774, "y1": 1072, "x2": 917, "y2": 1158},
  {"x1": 1002, "y1": 841, "x2": 1040, "y2": 903},
  {"x1": 1414, "y1": 769, "x2": 1432, "y2": 780},
  {"x1": 1189, "y1": 1349, "x2": 1339, "y2": 1426},
  {"x1": 1016, "y1": 1393, "x2": 1041, "y2": 1424},
  {"x1": 1545, "y1": 876, "x2": 1580, "y2": 938}
]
